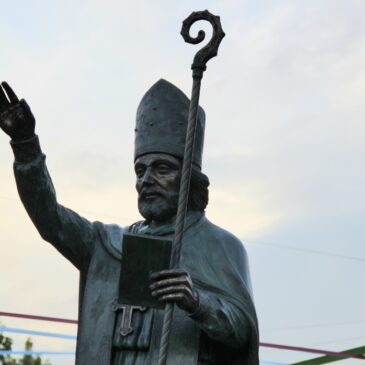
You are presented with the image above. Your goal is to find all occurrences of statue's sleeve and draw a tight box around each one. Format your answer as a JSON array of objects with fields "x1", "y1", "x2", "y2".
[
  {"x1": 189, "y1": 290, "x2": 251, "y2": 349},
  {"x1": 10, "y1": 135, "x2": 96, "y2": 270}
]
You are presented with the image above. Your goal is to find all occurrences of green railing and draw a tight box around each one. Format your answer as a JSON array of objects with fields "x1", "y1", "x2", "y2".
[{"x1": 291, "y1": 346, "x2": 365, "y2": 365}]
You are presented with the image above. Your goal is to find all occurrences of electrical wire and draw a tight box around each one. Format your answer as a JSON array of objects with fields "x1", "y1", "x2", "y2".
[
  {"x1": 1, "y1": 314, "x2": 364, "y2": 361},
  {"x1": 309, "y1": 335, "x2": 365, "y2": 347},
  {"x1": 247, "y1": 240, "x2": 365, "y2": 262},
  {"x1": 260, "y1": 343, "x2": 365, "y2": 360},
  {"x1": 0, "y1": 311, "x2": 77, "y2": 324},
  {"x1": 263, "y1": 319, "x2": 365, "y2": 332},
  {"x1": 0, "y1": 351, "x2": 287, "y2": 365},
  {"x1": 0, "y1": 351, "x2": 75, "y2": 356},
  {"x1": 0, "y1": 195, "x2": 133, "y2": 223},
  {"x1": 0, "y1": 327, "x2": 76, "y2": 340},
  {"x1": 2, "y1": 195, "x2": 365, "y2": 263}
]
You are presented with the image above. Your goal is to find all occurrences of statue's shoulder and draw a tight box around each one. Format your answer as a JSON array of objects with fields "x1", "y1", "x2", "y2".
[
  {"x1": 190, "y1": 216, "x2": 253, "y2": 294},
  {"x1": 92, "y1": 220, "x2": 147, "y2": 260},
  {"x1": 94, "y1": 220, "x2": 124, "y2": 239},
  {"x1": 195, "y1": 215, "x2": 247, "y2": 254},
  {"x1": 93, "y1": 221, "x2": 125, "y2": 260}
]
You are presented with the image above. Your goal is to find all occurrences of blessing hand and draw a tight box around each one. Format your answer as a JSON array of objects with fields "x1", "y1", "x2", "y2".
[
  {"x1": 149, "y1": 269, "x2": 199, "y2": 314},
  {"x1": 0, "y1": 82, "x2": 35, "y2": 141}
]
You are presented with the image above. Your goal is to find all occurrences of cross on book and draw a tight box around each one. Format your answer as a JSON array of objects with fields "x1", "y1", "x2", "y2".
[{"x1": 112, "y1": 299, "x2": 147, "y2": 336}]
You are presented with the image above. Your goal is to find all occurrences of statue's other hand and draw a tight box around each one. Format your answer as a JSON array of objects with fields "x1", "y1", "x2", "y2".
[
  {"x1": 0, "y1": 82, "x2": 35, "y2": 141},
  {"x1": 149, "y1": 269, "x2": 199, "y2": 314}
]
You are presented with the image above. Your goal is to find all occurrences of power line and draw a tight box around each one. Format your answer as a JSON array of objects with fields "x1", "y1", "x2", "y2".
[
  {"x1": 72, "y1": 209, "x2": 135, "y2": 223},
  {"x1": 263, "y1": 319, "x2": 365, "y2": 333},
  {"x1": 260, "y1": 343, "x2": 365, "y2": 360},
  {"x1": 247, "y1": 240, "x2": 365, "y2": 262},
  {"x1": 2, "y1": 194, "x2": 365, "y2": 262},
  {"x1": 0, "y1": 195, "x2": 135, "y2": 223},
  {"x1": 0, "y1": 327, "x2": 76, "y2": 340},
  {"x1": 0, "y1": 351, "x2": 75, "y2": 356},
  {"x1": 0, "y1": 351, "x2": 287, "y2": 365},
  {"x1": 2, "y1": 311, "x2": 364, "y2": 361},
  {"x1": 0, "y1": 311, "x2": 77, "y2": 324},
  {"x1": 0, "y1": 195, "x2": 14, "y2": 201},
  {"x1": 311, "y1": 335, "x2": 365, "y2": 347}
]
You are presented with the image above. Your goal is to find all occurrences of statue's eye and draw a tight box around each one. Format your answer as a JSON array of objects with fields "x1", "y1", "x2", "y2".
[
  {"x1": 135, "y1": 167, "x2": 145, "y2": 178},
  {"x1": 157, "y1": 164, "x2": 171, "y2": 174}
]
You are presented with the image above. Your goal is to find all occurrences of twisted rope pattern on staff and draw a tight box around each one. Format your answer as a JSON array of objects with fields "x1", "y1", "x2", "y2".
[{"x1": 158, "y1": 73, "x2": 203, "y2": 365}]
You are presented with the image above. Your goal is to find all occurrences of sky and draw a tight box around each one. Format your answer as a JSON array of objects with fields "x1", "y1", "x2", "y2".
[{"x1": 1, "y1": 1, "x2": 365, "y2": 364}]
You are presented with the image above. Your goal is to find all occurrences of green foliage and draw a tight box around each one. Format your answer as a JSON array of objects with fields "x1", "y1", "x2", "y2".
[
  {"x1": 0, "y1": 332, "x2": 13, "y2": 364},
  {"x1": 0, "y1": 332, "x2": 51, "y2": 365}
]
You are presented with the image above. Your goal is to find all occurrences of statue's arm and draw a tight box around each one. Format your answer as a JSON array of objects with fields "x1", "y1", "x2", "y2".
[
  {"x1": 189, "y1": 290, "x2": 251, "y2": 349},
  {"x1": 12, "y1": 136, "x2": 96, "y2": 269},
  {"x1": 191, "y1": 241, "x2": 256, "y2": 349},
  {"x1": 149, "y1": 268, "x2": 252, "y2": 349},
  {"x1": 0, "y1": 82, "x2": 96, "y2": 270}
]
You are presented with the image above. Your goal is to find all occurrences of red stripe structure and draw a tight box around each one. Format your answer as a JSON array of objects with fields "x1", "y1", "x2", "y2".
[{"x1": 0, "y1": 311, "x2": 78, "y2": 324}]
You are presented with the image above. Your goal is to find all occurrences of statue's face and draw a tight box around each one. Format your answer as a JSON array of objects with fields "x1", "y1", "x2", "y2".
[{"x1": 135, "y1": 153, "x2": 181, "y2": 222}]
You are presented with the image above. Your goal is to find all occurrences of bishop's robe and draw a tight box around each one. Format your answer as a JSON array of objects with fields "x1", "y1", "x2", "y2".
[{"x1": 10, "y1": 135, "x2": 259, "y2": 365}]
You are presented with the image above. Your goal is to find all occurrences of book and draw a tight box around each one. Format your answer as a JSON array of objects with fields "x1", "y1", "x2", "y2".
[{"x1": 118, "y1": 232, "x2": 172, "y2": 309}]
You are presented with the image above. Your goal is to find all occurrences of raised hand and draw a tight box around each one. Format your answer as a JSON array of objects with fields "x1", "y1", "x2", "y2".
[
  {"x1": 149, "y1": 269, "x2": 199, "y2": 314},
  {"x1": 0, "y1": 82, "x2": 35, "y2": 141}
]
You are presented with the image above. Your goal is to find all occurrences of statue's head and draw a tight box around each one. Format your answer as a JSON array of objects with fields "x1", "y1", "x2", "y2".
[{"x1": 134, "y1": 79, "x2": 209, "y2": 222}]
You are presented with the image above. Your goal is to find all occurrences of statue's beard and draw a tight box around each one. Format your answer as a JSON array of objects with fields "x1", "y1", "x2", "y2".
[{"x1": 138, "y1": 189, "x2": 179, "y2": 222}]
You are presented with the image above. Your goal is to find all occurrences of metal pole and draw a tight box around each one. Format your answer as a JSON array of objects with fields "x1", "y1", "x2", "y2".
[{"x1": 158, "y1": 10, "x2": 225, "y2": 365}]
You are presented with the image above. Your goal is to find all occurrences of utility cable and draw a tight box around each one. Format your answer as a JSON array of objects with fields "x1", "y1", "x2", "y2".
[
  {"x1": 248, "y1": 240, "x2": 365, "y2": 262},
  {"x1": 0, "y1": 326, "x2": 76, "y2": 340},
  {"x1": 264, "y1": 319, "x2": 365, "y2": 332}
]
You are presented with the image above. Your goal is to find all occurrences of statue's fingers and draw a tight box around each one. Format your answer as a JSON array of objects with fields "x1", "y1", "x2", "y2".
[
  {"x1": 150, "y1": 269, "x2": 187, "y2": 281},
  {"x1": 1, "y1": 82, "x2": 19, "y2": 104},
  {"x1": 151, "y1": 285, "x2": 193, "y2": 298},
  {"x1": 0, "y1": 84, "x2": 10, "y2": 110},
  {"x1": 159, "y1": 293, "x2": 184, "y2": 302},
  {"x1": 149, "y1": 276, "x2": 186, "y2": 290}
]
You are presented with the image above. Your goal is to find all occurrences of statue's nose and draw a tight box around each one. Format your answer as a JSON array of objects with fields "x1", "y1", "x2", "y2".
[{"x1": 141, "y1": 167, "x2": 154, "y2": 186}]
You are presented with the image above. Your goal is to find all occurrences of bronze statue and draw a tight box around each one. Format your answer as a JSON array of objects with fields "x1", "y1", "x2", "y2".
[{"x1": 0, "y1": 11, "x2": 259, "y2": 365}]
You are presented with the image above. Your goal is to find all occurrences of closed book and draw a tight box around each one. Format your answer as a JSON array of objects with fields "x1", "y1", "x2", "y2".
[{"x1": 118, "y1": 233, "x2": 172, "y2": 308}]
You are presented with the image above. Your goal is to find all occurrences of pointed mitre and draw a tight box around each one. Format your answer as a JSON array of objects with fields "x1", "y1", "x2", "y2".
[{"x1": 134, "y1": 79, "x2": 205, "y2": 168}]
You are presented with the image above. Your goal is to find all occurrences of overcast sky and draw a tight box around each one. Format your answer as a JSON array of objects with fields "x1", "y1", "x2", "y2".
[{"x1": 1, "y1": 1, "x2": 365, "y2": 364}]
